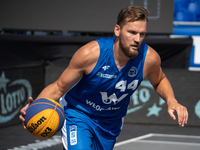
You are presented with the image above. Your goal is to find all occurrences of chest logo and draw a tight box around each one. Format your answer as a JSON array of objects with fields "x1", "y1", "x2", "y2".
[
  {"x1": 128, "y1": 66, "x2": 137, "y2": 77},
  {"x1": 102, "y1": 65, "x2": 110, "y2": 71}
]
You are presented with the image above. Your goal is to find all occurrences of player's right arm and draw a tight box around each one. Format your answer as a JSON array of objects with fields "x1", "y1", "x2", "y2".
[
  {"x1": 19, "y1": 40, "x2": 100, "y2": 128},
  {"x1": 36, "y1": 40, "x2": 100, "y2": 101}
]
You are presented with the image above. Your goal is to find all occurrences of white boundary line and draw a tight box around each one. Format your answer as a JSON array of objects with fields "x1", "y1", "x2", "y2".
[
  {"x1": 7, "y1": 135, "x2": 62, "y2": 150},
  {"x1": 114, "y1": 133, "x2": 153, "y2": 147},
  {"x1": 151, "y1": 133, "x2": 200, "y2": 139},
  {"x1": 136, "y1": 140, "x2": 200, "y2": 147},
  {"x1": 114, "y1": 133, "x2": 200, "y2": 147}
]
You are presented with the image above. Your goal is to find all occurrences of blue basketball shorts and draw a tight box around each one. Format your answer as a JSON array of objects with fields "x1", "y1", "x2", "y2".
[{"x1": 61, "y1": 105, "x2": 123, "y2": 150}]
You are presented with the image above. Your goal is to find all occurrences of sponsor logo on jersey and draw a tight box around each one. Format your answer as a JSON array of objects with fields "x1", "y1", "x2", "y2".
[
  {"x1": 128, "y1": 66, "x2": 137, "y2": 77},
  {"x1": 102, "y1": 65, "x2": 110, "y2": 71},
  {"x1": 96, "y1": 72, "x2": 117, "y2": 79},
  {"x1": 86, "y1": 100, "x2": 121, "y2": 111}
]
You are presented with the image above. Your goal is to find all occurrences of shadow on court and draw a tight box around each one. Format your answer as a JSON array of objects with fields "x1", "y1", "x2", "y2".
[{"x1": 1, "y1": 122, "x2": 200, "y2": 150}]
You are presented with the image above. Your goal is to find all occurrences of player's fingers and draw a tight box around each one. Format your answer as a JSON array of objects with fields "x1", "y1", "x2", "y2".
[
  {"x1": 168, "y1": 109, "x2": 176, "y2": 121},
  {"x1": 19, "y1": 106, "x2": 27, "y2": 124},
  {"x1": 177, "y1": 106, "x2": 188, "y2": 127},
  {"x1": 20, "y1": 97, "x2": 33, "y2": 116},
  {"x1": 19, "y1": 97, "x2": 34, "y2": 129},
  {"x1": 176, "y1": 106, "x2": 183, "y2": 127},
  {"x1": 28, "y1": 97, "x2": 34, "y2": 104},
  {"x1": 185, "y1": 109, "x2": 189, "y2": 124},
  {"x1": 19, "y1": 115, "x2": 27, "y2": 129},
  {"x1": 19, "y1": 114, "x2": 25, "y2": 121},
  {"x1": 19, "y1": 106, "x2": 26, "y2": 117},
  {"x1": 19, "y1": 109, "x2": 27, "y2": 129},
  {"x1": 182, "y1": 107, "x2": 189, "y2": 126}
]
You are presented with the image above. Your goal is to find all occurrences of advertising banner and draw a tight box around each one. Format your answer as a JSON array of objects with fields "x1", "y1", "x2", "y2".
[
  {"x1": 0, "y1": 66, "x2": 45, "y2": 127},
  {"x1": 125, "y1": 69, "x2": 200, "y2": 126}
]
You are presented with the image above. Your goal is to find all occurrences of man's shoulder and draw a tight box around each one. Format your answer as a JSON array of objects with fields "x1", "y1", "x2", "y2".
[
  {"x1": 145, "y1": 45, "x2": 160, "y2": 60},
  {"x1": 77, "y1": 40, "x2": 100, "y2": 60},
  {"x1": 143, "y1": 46, "x2": 161, "y2": 78},
  {"x1": 144, "y1": 46, "x2": 161, "y2": 69}
]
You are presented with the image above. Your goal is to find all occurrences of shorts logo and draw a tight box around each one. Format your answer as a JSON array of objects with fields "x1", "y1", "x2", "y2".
[
  {"x1": 128, "y1": 66, "x2": 137, "y2": 77},
  {"x1": 69, "y1": 125, "x2": 77, "y2": 146}
]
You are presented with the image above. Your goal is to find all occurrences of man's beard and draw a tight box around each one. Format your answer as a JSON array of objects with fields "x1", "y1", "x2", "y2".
[{"x1": 119, "y1": 37, "x2": 140, "y2": 59}]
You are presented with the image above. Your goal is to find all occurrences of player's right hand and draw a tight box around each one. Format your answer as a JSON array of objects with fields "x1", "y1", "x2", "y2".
[{"x1": 19, "y1": 97, "x2": 34, "y2": 129}]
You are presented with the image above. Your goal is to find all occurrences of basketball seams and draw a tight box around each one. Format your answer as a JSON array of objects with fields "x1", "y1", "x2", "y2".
[
  {"x1": 29, "y1": 102, "x2": 56, "y2": 108},
  {"x1": 28, "y1": 98, "x2": 64, "y2": 118},
  {"x1": 25, "y1": 102, "x2": 56, "y2": 124},
  {"x1": 56, "y1": 106, "x2": 65, "y2": 118},
  {"x1": 25, "y1": 98, "x2": 64, "y2": 138},
  {"x1": 26, "y1": 109, "x2": 48, "y2": 135},
  {"x1": 36, "y1": 103, "x2": 59, "y2": 138},
  {"x1": 45, "y1": 97, "x2": 63, "y2": 108},
  {"x1": 41, "y1": 98, "x2": 65, "y2": 120}
]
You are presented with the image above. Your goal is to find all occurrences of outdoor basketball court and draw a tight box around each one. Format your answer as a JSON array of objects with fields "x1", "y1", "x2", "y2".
[
  {"x1": 114, "y1": 133, "x2": 200, "y2": 150},
  {"x1": 1, "y1": 122, "x2": 200, "y2": 150}
]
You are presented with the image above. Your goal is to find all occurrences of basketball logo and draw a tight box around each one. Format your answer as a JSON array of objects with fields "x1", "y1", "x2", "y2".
[{"x1": 25, "y1": 98, "x2": 65, "y2": 138}]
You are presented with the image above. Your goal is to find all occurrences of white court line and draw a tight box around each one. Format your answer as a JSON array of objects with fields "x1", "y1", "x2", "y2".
[
  {"x1": 151, "y1": 133, "x2": 200, "y2": 139},
  {"x1": 136, "y1": 140, "x2": 200, "y2": 147},
  {"x1": 114, "y1": 133, "x2": 153, "y2": 147},
  {"x1": 114, "y1": 133, "x2": 200, "y2": 147},
  {"x1": 7, "y1": 135, "x2": 62, "y2": 150}
]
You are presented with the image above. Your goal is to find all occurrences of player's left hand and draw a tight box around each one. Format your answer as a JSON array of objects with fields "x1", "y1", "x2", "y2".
[{"x1": 167, "y1": 101, "x2": 188, "y2": 127}]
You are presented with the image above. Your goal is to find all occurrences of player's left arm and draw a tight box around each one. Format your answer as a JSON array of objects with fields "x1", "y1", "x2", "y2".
[{"x1": 143, "y1": 46, "x2": 188, "y2": 127}]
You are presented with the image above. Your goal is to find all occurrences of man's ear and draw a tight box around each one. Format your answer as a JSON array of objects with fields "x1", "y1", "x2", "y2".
[{"x1": 114, "y1": 24, "x2": 121, "y2": 37}]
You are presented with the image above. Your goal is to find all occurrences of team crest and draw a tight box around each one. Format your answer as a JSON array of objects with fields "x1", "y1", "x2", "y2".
[{"x1": 128, "y1": 66, "x2": 137, "y2": 77}]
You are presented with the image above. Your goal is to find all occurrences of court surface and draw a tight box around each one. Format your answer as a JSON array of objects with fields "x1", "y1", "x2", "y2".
[
  {"x1": 1, "y1": 123, "x2": 200, "y2": 150},
  {"x1": 114, "y1": 133, "x2": 200, "y2": 150}
]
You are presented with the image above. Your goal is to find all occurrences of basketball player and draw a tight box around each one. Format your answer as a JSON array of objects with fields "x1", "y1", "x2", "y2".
[{"x1": 20, "y1": 6, "x2": 188, "y2": 150}]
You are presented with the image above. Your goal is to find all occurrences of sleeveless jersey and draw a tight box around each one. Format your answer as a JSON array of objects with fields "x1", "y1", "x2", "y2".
[{"x1": 64, "y1": 37, "x2": 148, "y2": 119}]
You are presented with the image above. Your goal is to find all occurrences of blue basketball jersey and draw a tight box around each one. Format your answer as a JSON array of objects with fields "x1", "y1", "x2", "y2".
[{"x1": 64, "y1": 37, "x2": 148, "y2": 119}]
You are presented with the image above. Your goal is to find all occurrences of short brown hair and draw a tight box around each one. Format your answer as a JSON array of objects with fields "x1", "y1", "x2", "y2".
[{"x1": 117, "y1": 6, "x2": 148, "y2": 28}]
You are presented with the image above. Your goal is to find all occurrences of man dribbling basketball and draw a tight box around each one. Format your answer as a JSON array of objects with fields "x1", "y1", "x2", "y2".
[{"x1": 20, "y1": 6, "x2": 188, "y2": 150}]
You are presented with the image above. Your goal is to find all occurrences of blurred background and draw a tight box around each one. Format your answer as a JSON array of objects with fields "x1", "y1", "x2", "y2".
[{"x1": 0, "y1": 0, "x2": 200, "y2": 133}]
